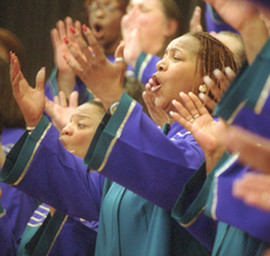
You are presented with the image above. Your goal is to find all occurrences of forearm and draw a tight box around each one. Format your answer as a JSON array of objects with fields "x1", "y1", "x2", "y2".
[
  {"x1": 240, "y1": 14, "x2": 269, "y2": 64},
  {"x1": 57, "y1": 70, "x2": 76, "y2": 98}
]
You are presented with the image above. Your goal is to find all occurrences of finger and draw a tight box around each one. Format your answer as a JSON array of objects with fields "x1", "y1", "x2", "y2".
[
  {"x1": 190, "y1": 6, "x2": 203, "y2": 33},
  {"x1": 82, "y1": 25, "x2": 104, "y2": 59},
  {"x1": 199, "y1": 93, "x2": 217, "y2": 112},
  {"x1": 203, "y1": 75, "x2": 223, "y2": 101},
  {"x1": 63, "y1": 53, "x2": 83, "y2": 74},
  {"x1": 179, "y1": 92, "x2": 199, "y2": 119},
  {"x1": 142, "y1": 91, "x2": 155, "y2": 111},
  {"x1": 224, "y1": 66, "x2": 236, "y2": 81},
  {"x1": 68, "y1": 26, "x2": 93, "y2": 68},
  {"x1": 226, "y1": 126, "x2": 270, "y2": 173},
  {"x1": 54, "y1": 95, "x2": 60, "y2": 105},
  {"x1": 50, "y1": 28, "x2": 61, "y2": 51},
  {"x1": 45, "y1": 97, "x2": 55, "y2": 117},
  {"x1": 213, "y1": 69, "x2": 230, "y2": 93},
  {"x1": 57, "y1": 20, "x2": 67, "y2": 43},
  {"x1": 65, "y1": 16, "x2": 76, "y2": 43},
  {"x1": 74, "y1": 20, "x2": 82, "y2": 32},
  {"x1": 114, "y1": 42, "x2": 126, "y2": 71},
  {"x1": 35, "y1": 67, "x2": 46, "y2": 91},
  {"x1": 68, "y1": 91, "x2": 79, "y2": 108},
  {"x1": 59, "y1": 91, "x2": 67, "y2": 107},
  {"x1": 171, "y1": 99, "x2": 193, "y2": 130},
  {"x1": 170, "y1": 110, "x2": 192, "y2": 132},
  {"x1": 188, "y1": 92, "x2": 210, "y2": 115}
]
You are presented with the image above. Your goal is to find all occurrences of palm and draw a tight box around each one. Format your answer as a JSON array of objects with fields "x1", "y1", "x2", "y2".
[
  {"x1": 10, "y1": 53, "x2": 45, "y2": 126},
  {"x1": 205, "y1": 0, "x2": 257, "y2": 32}
]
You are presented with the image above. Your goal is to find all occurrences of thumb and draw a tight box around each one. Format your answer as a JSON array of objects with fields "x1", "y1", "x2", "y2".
[
  {"x1": 114, "y1": 42, "x2": 126, "y2": 70},
  {"x1": 35, "y1": 67, "x2": 46, "y2": 90}
]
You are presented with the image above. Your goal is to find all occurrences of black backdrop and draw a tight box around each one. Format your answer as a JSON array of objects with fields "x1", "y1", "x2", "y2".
[{"x1": 0, "y1": 0, "x2": 205, "y2": 85}]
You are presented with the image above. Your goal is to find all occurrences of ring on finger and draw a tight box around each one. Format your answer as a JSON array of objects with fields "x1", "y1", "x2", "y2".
[
  {"x1": 190, "y1": 114, "x2": 200, "y2": 123},
  {"x1": 115, "y1": 57, "x2": 124, "y2": 63}
]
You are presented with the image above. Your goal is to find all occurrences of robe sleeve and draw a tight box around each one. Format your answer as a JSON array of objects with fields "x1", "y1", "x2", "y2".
[
  {"x1": 0, "y1": 116, "x2": 104, "y2": 222},
  {"x1": 85, "y1": 93, "x2": 205, "y2": 211}
]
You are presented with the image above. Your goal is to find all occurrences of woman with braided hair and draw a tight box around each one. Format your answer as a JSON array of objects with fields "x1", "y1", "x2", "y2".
[{"x1": 2, "y1": 28, "x2": 239, "y2": 255}]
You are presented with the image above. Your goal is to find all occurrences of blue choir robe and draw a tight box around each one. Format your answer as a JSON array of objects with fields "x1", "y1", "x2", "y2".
[
  {"x1": 1, "y1": 117, "x2": 209, "y2": 256},
  {"x1": 172, "y1": 38, "x2": 270, "y2": 256},
  {"x1": 18, "y1": 203, "x2": 99, "y2": 255},
  {"x1": 0, "y1": 111, "x2": 211, "y2": 255},
  {"x1": 0, "y1": 128, "x2": 38, "y2": 245},
  {"x1": 0, "y1": 203, "x2": 17, "y2": 255},
  {"x1": 84, "y1": 92, "x2": 216, "y2": 251}
]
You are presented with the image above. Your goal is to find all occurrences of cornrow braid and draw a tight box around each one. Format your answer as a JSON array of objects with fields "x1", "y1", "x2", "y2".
[{"x1": 191, "y1": 32, "x2": 238, "y2": 102}]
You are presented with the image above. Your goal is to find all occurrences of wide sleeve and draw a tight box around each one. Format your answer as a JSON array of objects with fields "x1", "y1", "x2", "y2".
[
  {"x1": 85, "y1": 93, "x2": 205, "y2": 210},
  {"x1": 171, "y1": 162, "x2": 218, "y2": 252},
  {"x1": 0, "y1": 116, "x2": 104, "y2": 222}
]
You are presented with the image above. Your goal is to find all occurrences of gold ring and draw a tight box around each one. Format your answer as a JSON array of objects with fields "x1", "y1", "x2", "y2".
[{"x1": 115, "y1": 57, "x2": 124, "y2": 63}]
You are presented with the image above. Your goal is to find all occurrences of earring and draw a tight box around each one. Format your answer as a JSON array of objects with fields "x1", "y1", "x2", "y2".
[{"x1": 199, "y1": 84, "x2": 208, "y2": 93}]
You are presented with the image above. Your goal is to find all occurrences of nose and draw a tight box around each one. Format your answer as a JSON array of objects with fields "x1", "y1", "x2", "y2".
[
  {"x1": 60, "y1": 124, "x2": 73, "y2": 136},
  {"x1": 156, "y1": 59, "x2": 168, "y2": 71}
]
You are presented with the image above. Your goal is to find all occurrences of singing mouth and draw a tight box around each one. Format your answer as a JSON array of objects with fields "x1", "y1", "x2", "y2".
[
  {"x1": 92, "y1": 23, "x2": 104, "y2": 39},
  {"x1": 151, "y1": 74, "x2": 162, "y2": 93}
]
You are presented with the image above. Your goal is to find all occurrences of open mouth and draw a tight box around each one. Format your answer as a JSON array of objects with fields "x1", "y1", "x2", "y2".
[
  {"x1": 92, "y1": 23, "x2": 104, "y2": 39},
  {"x1": 151, "y1": 74, "x2": 162, "y2": 93}
]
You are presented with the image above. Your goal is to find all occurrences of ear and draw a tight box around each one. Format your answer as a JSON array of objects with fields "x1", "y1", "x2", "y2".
[{"x1": 165, "y1": 18, "x2": 179, "y2": 37}]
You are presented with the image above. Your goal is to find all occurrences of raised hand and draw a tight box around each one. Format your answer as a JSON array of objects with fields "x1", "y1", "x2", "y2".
[
  {"x1": 233, "y1": 173, "x2": 270, "y2": 212},
  {"x1": 204, "y1": 0, "x2": 268, "y2": 63},
  {"x1": 143, "y1": 79, "x2": 171, "y2": 127},
  {"x1": 199, "y1": 67, "x2": 236, "y2": 112},
  {"x1": 121, "y1": 9, "x2": 142, "y2": 69},
  {"x1": 189, "y1": 6, "x2": 203, "y2": 33},
  {"x1": 45, "y1": 91, "x2": 78, "y2": 131},
  {"x1": 51, "y1": 17, "x2": 82, "y2": 97},
  {"x1": 64, "y1": 25, "x2": 126, "y2": 109},
  {"x1": 10, "y1": 53, "x2": 45, "y2": 127},
  {"x1": 170, "y1": 92, "x2": 227, "y2": 173},
  {"x1": 226, "y1": 125, "x2": 270, "y2": 174}
]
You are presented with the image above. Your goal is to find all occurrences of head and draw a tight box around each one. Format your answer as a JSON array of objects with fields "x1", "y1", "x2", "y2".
[
  {"x1": 0, "y1": 28, "x2": 25, "y2": 66},
  {"x1": 59, "y1": 101, "x2": 106, "y2": 158},
  {"x1": 85, "y1": 0, "x2": 129, "y2": 55},
  {"x1": 151, "y1": 32, "x2": 237, "y2": 114},
  {"x1": 0, "y1": 57, "x2": 25, "y2": 133},
  {"x1": 124, "y1": 0, "x2": 183, "y2": 57},
  {"x1": 211, "y1": 31, "x2": 246, "y2": 67}
]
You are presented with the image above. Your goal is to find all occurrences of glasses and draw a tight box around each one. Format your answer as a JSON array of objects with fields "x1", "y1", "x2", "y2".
[{"x1": 88, "y1": 3, "x2": 121, "y2": 14}]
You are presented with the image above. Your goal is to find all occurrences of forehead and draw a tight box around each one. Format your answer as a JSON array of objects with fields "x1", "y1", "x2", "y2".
[
  {"x1": 72, "y1": 103, "x2": 101, "y2": 118},
  {"x1": 167, "y1": 35, "x2": 200, "y2": 55},
  {"x1": 130, "y1": 0, "x2": 158, "y2": 6}
]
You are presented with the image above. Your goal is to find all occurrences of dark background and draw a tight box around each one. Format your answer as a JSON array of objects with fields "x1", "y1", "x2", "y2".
[{"x1": 0, "y1": 0, "x2": 205, "y2": 85}]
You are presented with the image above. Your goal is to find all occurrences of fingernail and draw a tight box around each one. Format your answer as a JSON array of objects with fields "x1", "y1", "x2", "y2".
[
  {"x1": 82, "y1": 24, "x2": 87, "y2": 32},
  {"x1": 213, "y1": 69, "x2": 222, "y2": 77},
  {"x1": 203, "y1": 75, "x2": 211, "y2": 85},
  {"x1": 70, "y1": 26, "x2": 76, "y2": 34},
  {"x1": 63, "y1": 37, "x2": 69, "y2": 44},
  {"x1": 225, "y1": 66, "x2": 232, "y2": 74}
]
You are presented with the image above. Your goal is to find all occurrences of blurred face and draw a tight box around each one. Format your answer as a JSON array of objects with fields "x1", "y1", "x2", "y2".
[
  {"x1": 87, "y1": 0, "x2": 125, "y2": 55},
  {"x1": 59, "y1": 103, "x2": 103, "y2": 158},
  {"x1": 151, "y1": 35, "x2": 202, "y2": 113},
  {"x1": 125, "y1": 0, "x2": 171, "y2": 55}
]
